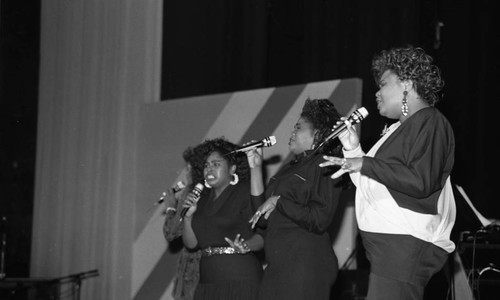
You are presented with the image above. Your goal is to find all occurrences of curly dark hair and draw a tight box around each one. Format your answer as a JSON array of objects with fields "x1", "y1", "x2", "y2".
[
  {"x1": 300, "y1": 98, "x2": 343, "y2": 156},
  {"x1": 182, "y1": 145, "x2": 206, "y2": 190},
  {"x1": 195, "y1": 137, "x2": 250, "y2": 182},
  {"x1": 371, "y1": 46, "x2": 444, "y2": 106}
]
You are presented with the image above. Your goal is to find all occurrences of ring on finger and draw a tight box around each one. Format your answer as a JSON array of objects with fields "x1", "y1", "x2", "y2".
[{"x1": 341, "y1": 158, "x2": 348, "y2": 169}]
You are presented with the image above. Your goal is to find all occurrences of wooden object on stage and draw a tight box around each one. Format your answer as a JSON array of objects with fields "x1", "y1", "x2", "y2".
[{"x1": 0, "y1": 269, "x2": 98, "y2": 300}]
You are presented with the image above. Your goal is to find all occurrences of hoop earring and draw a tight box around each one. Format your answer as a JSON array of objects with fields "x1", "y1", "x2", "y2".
[
  {"x1": 204, "y1": 180, "x2": 212, "y2": 189},
  {"x1": 229, "y1": 173, "x2": 239, "y2": 185},
  {"x1": 401, "y1": 90, "x2": 409, "y2": 116}
]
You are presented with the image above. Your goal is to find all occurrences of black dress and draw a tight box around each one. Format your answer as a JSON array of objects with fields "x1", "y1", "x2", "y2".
[
  {"x1": 257, "y1": 151, "x2": 341, "y2": 300},
  {"x1": 191, "y1": 180, "x2": 263, "y2": 300}
]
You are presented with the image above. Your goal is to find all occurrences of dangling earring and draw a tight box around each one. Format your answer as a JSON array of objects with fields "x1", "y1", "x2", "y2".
[
  {"x1": 204, "y1": 180, "x2": 212, "y2": 189},
  {"x1": 401, "y1": 90, "x2": 409, "y2": 116},
  {"x1": 311, "y1": 131, "x2": 319, "y2": 150},
  {"x1": 229, "y1": 173, "x2": 239, "y2": 185}
]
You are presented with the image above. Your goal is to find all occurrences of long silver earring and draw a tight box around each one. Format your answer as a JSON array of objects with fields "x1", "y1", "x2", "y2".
[
  {"x1": 311, "y1": 132, "x2": 319, "y2": 150},
  {"x1": 401, "y1": 90, "x2": 409, "y2": 116},
  {"x1": 229, "y1": 173, "x2": 239, "y2": 185}
]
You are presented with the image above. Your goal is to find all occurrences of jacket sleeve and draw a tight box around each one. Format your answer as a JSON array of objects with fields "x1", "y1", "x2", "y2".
[{"x1": 361, "y1": 112, "x2": 454, "y2": 199}]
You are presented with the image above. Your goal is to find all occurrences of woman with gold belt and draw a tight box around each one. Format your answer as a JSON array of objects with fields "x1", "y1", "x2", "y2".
[{"x1": 182, "y1": 137, "x2": 264, "y2": 300}]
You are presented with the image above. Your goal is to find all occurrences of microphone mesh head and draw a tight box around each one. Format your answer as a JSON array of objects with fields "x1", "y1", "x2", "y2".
[
  {"x1": 173, "y1": 181, "x2": 186, "y2": 193},
  {"x1": 351, "y1": 107, "x2": 369, "y2": 124},
  {"x1": 263, "y1": 136, "x2": 277, "y2": 147},
  {"x1": 268, "y1": 136, "x2": 277, "y2": 146},
  {"x1": 358, "y1": 107, "x2": 369, "y2": 119},
  {"x1": 193, "y1": 183, "x2": 204, "y2": 198}
]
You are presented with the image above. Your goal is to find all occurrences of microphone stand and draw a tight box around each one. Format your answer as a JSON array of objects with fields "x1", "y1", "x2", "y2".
[
  {"x1": 0, "y1": 216, "x2": 6, "y2": 280},
  {"x1": 55, "y1": 269, "x2": 99, "y2": 300}
]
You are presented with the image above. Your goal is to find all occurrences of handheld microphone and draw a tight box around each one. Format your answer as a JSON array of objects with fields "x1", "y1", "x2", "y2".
[
  {"x1": 156, "y1": 181, "x2": 186, "y2": 205},
  {"x1": 180, "y1": 183, "x2": 204, "y2": 220},
  {"x1": 230, "y1": 136, "x2": 277, "y2": 153},
  {"x1": 315, "y1": 107, "x2": 369, "y2": 150}
]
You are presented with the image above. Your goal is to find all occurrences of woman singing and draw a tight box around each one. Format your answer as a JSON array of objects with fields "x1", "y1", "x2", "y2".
[
  {"x1": 182, "y1": 137, "x2": 264, "y2": 300},
  {"x1": 247, "y1": 99, "x2": 345, "y2": 300}
]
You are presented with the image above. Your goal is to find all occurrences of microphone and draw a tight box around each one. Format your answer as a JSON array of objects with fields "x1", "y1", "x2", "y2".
[
  {"x1": 230, "y1": 136, "x2": 277, "y2": 153},
  {"x1": 315, "y1": 107, "x2": 369, "y2": 150},
  {"x1": 180, "y1": 183, "x2": 204, "y2": 220},
  {"x1": 156, "y1": 181, "x2": 186, "y2": 205}
]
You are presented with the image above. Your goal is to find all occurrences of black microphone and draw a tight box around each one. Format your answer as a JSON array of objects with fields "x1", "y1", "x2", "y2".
[
  {"x1": 180, "y1": 183, "x2": 204, "y2": 220},
  {"x1": 230, "y1": 136, "x2": 277, "y2": 153},
  {"x1": 315, "y1": 107, "x2": 369, "y2": 150}
]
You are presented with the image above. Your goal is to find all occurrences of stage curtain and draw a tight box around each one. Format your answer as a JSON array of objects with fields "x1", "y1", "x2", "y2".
[{"x1": 31, "y1": 1, "x2": 162, "y2": 299}]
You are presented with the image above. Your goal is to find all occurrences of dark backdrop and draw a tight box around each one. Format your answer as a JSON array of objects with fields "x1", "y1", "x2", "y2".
[
  {"x1": 1, "y1": 0, "x2": 498, "y2": 298},
  {"x1": 161, "y1": 0, "x2": 499, "y2": 218},
  {"x1": 0, "y1": 0, "x2": 40, "y2": 278}
]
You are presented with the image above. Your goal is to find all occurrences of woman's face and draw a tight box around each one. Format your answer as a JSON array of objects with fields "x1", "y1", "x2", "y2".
[
  {"x1": 375, "y1": 70, "x2": 406, "y2": 119},
  {"x1": 288, "y1": 117, "x2": 316, "y2": 155},
  {"x1": 203, "y1": 151, "x2": 235, "y2": 190}
]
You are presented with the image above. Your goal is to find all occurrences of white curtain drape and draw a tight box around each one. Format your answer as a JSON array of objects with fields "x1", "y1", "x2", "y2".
[{"x1": 31, "y1": 1, "x2": 162, "y2": 299}]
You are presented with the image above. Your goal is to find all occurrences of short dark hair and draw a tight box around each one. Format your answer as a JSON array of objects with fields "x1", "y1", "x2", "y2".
[
  {"x1": 300, "y1": 98, "x2": 342, "y2": 156},
  {"x1": 371, "y1": 45, "x2": 444, "y2": 106}
]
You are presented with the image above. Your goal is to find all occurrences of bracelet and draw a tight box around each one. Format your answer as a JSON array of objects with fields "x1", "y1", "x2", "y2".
[{"x1": 165, "y1": 207, "x2": 177, "y2": 213}]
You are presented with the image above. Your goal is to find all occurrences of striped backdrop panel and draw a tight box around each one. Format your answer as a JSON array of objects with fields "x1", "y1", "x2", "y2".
[{"x1": 133, "y1": 78, "x2": 362, "y2": 299}]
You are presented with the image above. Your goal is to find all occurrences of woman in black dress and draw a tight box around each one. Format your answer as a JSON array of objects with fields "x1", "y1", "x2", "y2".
[
  {"x1": 247, "y1": 99, "x2": 344, "y2": 300},
  {"x1": 182, "y1": 137, "x2": 264, "y2": 300}
]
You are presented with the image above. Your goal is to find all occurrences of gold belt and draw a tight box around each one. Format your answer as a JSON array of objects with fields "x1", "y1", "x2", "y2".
[{"x1": 201, "y1": 246, "x2": 237, "y2": 257}]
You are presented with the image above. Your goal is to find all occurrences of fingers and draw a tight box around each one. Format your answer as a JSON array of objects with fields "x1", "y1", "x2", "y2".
[
  {"x1": 332, "y1": 118, "x2": 346, "y2": 130},
  {"x1": 320, "y1": 156, "x2": 352, "y2": 179},
  {"x1": 341, "y1": 158, "x2": 352, "y2": 170},
  {"x1": 182, "y1": 196, "x2": 198, "y2": 216},
  {"x1": 249, "y1": 210, "x2": 262, "y2": 229},
  {"x1": 338, "y1": 129, "x2": 350, "y2": 139},
  {"x1": 245, "y1": 147, "x2": 263, "y2": 169},
  {"x1": 319, "y1": 156, "x2": 344, "y2": 167},
  {"x1": 224, "y1": 237, "x2": 235, "y2": 248},
  {"x1": 261, "y1": 195, "x2": 279, "y2": 219},
  {"x1": 243, "y1": 140, "x2": 257, "y2": 146},
  {"x1": 224, "y1": 234, "x2": 250, "y2": 254},
  {"x1": 331, "y1": 168, "x2": 346, "y2": 179},
  {"x1": 264, "y1": 209, "x2": 273, "y2": 220},
  {"x1": 249, "y1": 196, "x2": 279, "y2": 226}
]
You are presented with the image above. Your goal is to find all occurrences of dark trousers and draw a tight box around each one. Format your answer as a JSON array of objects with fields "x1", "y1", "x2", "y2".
[{"x1": 361, "y1": 231, "x2": 450, "y2": 300}]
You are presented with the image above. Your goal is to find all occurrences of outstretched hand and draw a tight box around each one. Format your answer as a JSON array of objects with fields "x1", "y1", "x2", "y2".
[
  {"x1": 249, "y1": 195, "x2": 280, "y2": 229},
  {"x1": 224, "y1": 233, "x2": 250, "y2": 254},
  {"x1": 319, "y1": 156, "x2": 363, "y2": 179}
]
